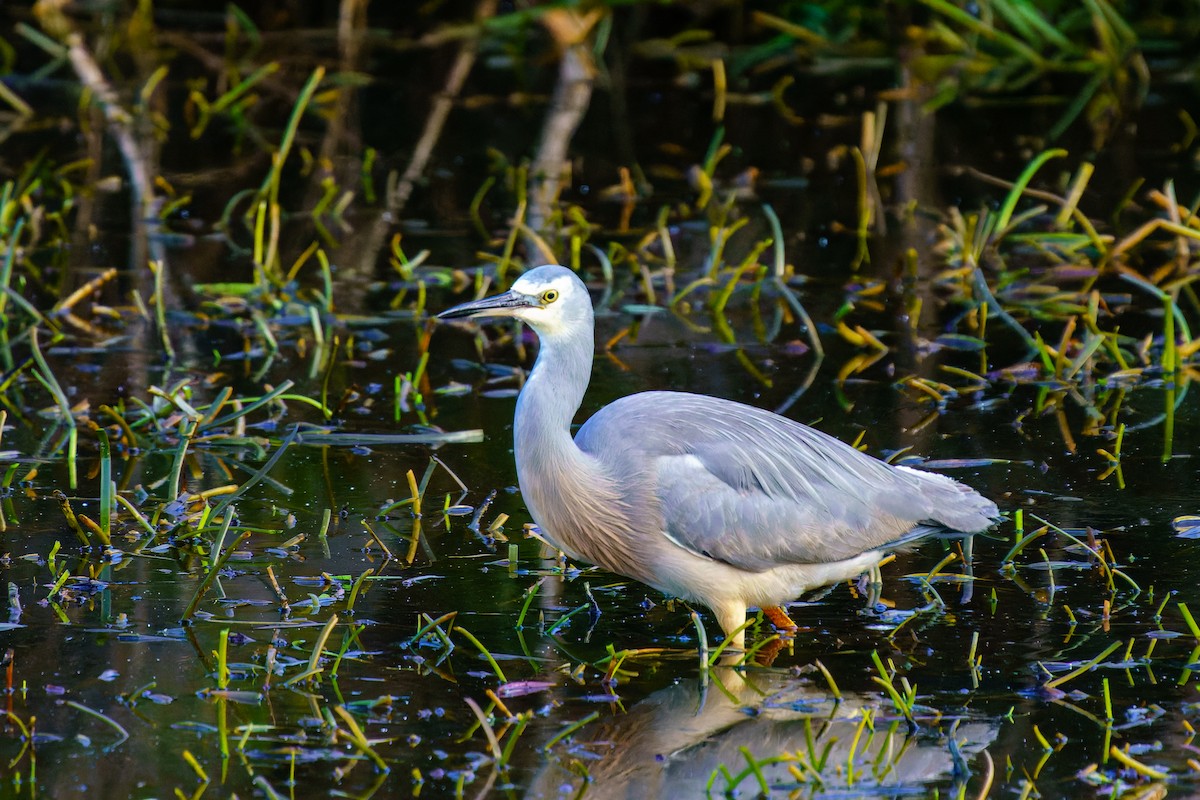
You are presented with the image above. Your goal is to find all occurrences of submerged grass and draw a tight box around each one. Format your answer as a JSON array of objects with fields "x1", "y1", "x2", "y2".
[{"x1": 2, "y1": 3, "x2": 1200, "y2": 798}]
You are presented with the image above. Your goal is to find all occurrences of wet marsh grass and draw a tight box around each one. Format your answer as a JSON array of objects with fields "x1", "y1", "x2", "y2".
[
  {"x1": 6, "y1": 180, "x2": 1200, "y2": 795},
  {"x1": 1, "y1": 2, "x2": 1200, "y2": 798}
]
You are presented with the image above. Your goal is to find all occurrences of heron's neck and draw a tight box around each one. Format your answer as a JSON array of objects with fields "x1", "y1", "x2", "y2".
[
  {"x1": 514, "y1": 324, "x2": 593, "y2": 456},
  {"x1": 512, "y1": 319, "x2": 647, "y2": 570}
]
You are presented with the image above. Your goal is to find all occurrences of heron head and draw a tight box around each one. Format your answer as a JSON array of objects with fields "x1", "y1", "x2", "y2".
[{"x1": 438, "y1": 265, "x2": 591, "y2": 336}]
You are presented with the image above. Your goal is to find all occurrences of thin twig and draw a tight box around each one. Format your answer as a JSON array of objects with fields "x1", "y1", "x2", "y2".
[
  {"x1": 390, "y1": 0, "x2": 498, "y2": 214},
  {"x1": 525, "y1": 11, "x2": 600, "y2": 238},
  {"x1": 63, "y1": 33, "x2": 154, "y2": 215}
]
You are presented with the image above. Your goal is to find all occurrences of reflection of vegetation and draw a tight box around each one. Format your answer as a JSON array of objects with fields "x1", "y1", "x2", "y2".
[{"x1": 930, "y1": 149, "x2": 1200, "y2": 463}]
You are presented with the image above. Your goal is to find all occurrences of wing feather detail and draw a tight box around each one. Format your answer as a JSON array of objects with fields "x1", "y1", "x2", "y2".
[{"x1": 576, "y1": 391, "x2": 998, "y2": 572}]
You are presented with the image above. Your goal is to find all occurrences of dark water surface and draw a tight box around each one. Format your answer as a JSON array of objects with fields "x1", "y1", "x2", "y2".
[
  {"x1": 5, "y1": 309, "x2": 1199, "y2": 798},
  {"x1": 3, "y1": 6, "x2": 1200, "y2": 799}
]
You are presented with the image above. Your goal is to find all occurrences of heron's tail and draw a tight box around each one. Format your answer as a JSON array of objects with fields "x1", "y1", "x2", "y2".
[{"x1": 894, "y1": 465, "x2": 1001, "y2": 534}]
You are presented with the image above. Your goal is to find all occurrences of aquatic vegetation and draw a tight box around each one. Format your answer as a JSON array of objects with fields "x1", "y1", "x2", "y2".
[{"x1": 1, "y1": 2, "x2": 1200, "y2": 798}]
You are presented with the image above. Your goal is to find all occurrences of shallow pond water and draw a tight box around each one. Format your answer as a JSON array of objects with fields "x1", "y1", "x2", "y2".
[
  {"x1": 4, "y1": 322, "x2": 1199, "y2": 798},
  {"x1": 3, "y1": 4, "x2": 1200, "y2": 798}
]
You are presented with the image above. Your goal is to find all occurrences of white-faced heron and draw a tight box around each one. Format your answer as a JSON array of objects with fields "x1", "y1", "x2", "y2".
[{"x1": 439, "y1": 265, "x2": 999, "y2": 650}]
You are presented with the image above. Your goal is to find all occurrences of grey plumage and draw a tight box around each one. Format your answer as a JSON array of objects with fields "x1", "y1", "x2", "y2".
[{"x1": 440, "y1": 265, "x2": 999, "y2": 649}]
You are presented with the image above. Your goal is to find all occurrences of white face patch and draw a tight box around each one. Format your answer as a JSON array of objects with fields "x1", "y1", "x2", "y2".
[
  {"x1": 502, "y1": 266, "x2": 589, "y2": 336},
  {"x1": 508, "y1": 275, "x2": 573, "y2": 330},
  {"x1": 511, "y1": 273, "x2": 571, "y2": 299}
]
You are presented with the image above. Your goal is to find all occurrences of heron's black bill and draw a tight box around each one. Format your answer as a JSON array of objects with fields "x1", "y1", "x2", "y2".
[{"x1": 437, "y1": 291, "x2": 536, "y2": 320}]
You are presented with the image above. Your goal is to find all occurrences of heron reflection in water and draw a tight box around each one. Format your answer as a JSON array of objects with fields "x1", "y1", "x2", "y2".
[{"x1": 521, "y1": 667, "x2": 998, "y2": 799}]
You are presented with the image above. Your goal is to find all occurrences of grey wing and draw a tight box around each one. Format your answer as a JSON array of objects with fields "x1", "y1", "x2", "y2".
[{"x1": 577, "y1": 392, "x2": 998, "y2": 573}]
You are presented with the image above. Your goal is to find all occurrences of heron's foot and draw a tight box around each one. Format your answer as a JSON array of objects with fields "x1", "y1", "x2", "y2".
[{"x1": 762, "y1": 606, "x2": 799, "y2": 637}]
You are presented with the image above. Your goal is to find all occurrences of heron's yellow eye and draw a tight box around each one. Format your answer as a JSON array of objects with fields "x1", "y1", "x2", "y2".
[{"x1": 541, "y1": 289, "x2": 559, "y2": 304}]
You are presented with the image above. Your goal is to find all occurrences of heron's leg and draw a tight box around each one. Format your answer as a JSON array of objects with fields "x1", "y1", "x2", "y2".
[
  {"x1": 762, "y1": 605, "x2": 798, "y2": 634},
  {"x1": 862, "y1": 563, "x2": 884, "y2": 607},
  {"x1": 714, "y1": 602, "x2": 749, "y2": 651},
  {"x1": 960, "y1": 534, "x2": 976, "y2": 605}
]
